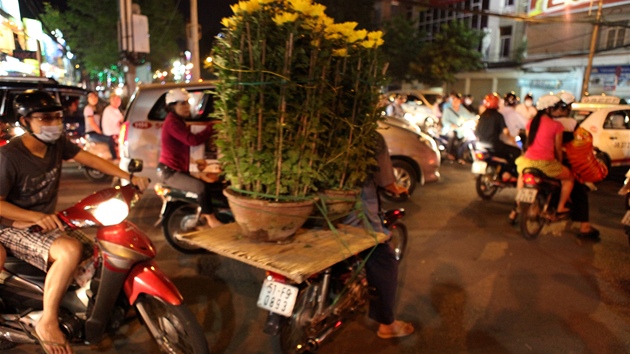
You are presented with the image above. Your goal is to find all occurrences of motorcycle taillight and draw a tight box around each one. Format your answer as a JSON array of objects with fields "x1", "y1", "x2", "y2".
[
  {"x1": 474, "y1": 151, "x2": 487, "y2": 160},
  {"x1": 265, "y1": 271, "x2": 287, "y2": 283},
  {"x1": 522, "y1": 173, "x2": 540, "y2": 185}
]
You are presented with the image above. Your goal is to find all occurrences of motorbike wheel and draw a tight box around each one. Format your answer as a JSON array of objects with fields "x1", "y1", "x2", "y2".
[
  {"x1": 135, "y1": 294, "x2": 209, "y2": 354},
  {"x1": 389, "y1": 221, "x2": 408, "y2": 262},
  {"x1": 519, "y1": 194, "x2": 546, "y2": 240},
  {"x1": 163, "y1": 202, "x2": 208, "y2": 254},
  {"x1": 83, "y1": 166, "x2": 111, "y2": 182},
  {"x1": 475, "y1": 170, "x2": 499, "y2": 200},
  {"x1": 277, "y1": 285, "x2": 319, "y2": 354},
  {"x1": 381, "y1": 159, "x2": 416, "y2": 203}
]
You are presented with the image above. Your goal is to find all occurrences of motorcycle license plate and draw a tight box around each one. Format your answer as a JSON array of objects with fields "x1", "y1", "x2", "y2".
[
  {"x1": 515, "y1": 188, "x2": 537, "y2": 203},
  {"x1": 257, "y1": 279, "x2": 299, "y2": 317},
  {"x1": 471, "y1": 161, "x2": 487, "y2": 175},
  {"x1": 622, "y1": 210, "x2": 630, "y2": 226}
]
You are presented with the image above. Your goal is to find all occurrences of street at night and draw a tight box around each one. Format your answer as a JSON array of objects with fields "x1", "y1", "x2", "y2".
[{"x1": 6, "y1": 162, "x2": 630, "y2": 353}]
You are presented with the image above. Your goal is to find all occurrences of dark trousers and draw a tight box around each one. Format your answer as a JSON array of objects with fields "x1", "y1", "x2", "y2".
[
  {"x1": 493, "y1": 141, "x2": 521, "y2": 175},
  {"x1": 364, "y1": 243, "x2": 398, "y2": 325},
  {"x1": 570, "y1": 182, "x2": 589, "y2": 223}
]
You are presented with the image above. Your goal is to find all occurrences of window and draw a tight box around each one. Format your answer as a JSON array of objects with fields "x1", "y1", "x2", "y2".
[
  {"x1": 500, "y1": 26, "x2": 512, "y2": 58},
  {"x1": 505, "y1": 0, "x2": 514, "y2": 6},
  {"x1": 604, "y1": 112, "x2": 630, "y2": 130},
  {"x1": 606, "y1": 27, "x2": 627, "y2": 49},
  {"x1": 148, "y1": 89, "x2": 215, "y2": 122}
]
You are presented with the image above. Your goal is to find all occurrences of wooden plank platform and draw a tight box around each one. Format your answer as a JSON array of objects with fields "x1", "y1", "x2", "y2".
[{"x1": 179, "y1": 223, "x2": 388, "y2": 283}]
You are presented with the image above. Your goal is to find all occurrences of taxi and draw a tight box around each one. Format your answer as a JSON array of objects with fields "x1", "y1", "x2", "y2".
[{"x1": 572, "y1": 95, "x2": 630, "y2": 168}]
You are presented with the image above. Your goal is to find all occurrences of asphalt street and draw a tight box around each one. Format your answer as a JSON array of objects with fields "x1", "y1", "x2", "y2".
[{"x1": 7, "y1": 162, "x2": 630, "y2": 353}]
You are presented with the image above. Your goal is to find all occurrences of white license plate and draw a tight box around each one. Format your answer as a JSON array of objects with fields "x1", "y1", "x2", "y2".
[
  {"x1": 622, "y1": 210, "x2": 630, "y2": 226},
  {"x1": 471, "y1": 161, "x2": 487, "y2": 175},
  {"x1": 515, "y1": 188, "x2": 537, "y2": 203},
  {"x1": 257, "y1": 279, "x2": 299, "y2": 317}
]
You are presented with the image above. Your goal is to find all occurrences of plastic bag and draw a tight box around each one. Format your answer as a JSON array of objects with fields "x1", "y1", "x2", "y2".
[{"x1": 564, "y1": 127, "x2": 608, "y2": 183}]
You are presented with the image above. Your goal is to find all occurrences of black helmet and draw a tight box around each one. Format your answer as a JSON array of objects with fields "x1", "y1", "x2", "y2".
[
  {"x1": 14, "y1": 90, "x2": 63, "y2": 120},
  {"x1": 504, "y1": 91, "x2": 519, "y2": 107}
]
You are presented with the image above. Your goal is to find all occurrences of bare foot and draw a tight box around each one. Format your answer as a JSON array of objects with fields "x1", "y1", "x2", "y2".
[
  {"x1": 377, "y1": 320, "x2": 414, "y2": 339},
  {"x1": 200, "y1": 213, "x2": 223, "y2": 228},
  {"x1": 35, "y1": 322, "x2": 73, "y2": 354}
]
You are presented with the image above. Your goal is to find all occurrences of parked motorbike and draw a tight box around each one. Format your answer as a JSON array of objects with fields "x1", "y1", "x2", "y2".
[
  {"x1": 260, "y1": 208, "x2": 407, "y2": 353},
  {"x1": 154, "y1": 183, "x2": 233, "y2": 254},
  {"x1": 516, "y1": 167, "x2": 563, "y2": 239},
  {"x1": 0, "y1": 159, "x2": 209, "y2": 353},
  {"x1": 618, "y1": 168, "x2": 630, "y2": 245},
  {"x1": 471, "y1": 147, "x2": 517, "y2": 200}
]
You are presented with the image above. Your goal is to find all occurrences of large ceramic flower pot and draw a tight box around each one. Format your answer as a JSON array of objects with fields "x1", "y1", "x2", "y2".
[
  {"x1": 318, "y1": 189, "x2": 361, "y2": 221},
  {"x1": 223, "y1": 189, "x2": 316, "y2": 242}
]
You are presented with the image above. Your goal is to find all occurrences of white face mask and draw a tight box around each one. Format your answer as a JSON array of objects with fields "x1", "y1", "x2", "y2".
[
  {"x1": 34, "y1": 124, "x2": 63, "y2": 143},
  {"x1": 464, "y1": 99, "x2": 472, "y2": 105},
  {"x1": 525, "y1": 100, "x2": 533, "y2": 107}
]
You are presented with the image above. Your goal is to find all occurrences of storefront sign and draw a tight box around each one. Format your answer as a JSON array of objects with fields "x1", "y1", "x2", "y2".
[{"x1": 12, "y1": 50, "x2": 37, "y2": 60}]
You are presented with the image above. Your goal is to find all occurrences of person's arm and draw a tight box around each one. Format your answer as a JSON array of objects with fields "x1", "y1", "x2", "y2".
[
  {"x1": 554, "y1": 132, "x2": 563, "y2": 162},
  {"x1": 0, "y1": 197, "x2": 63, "y2": 231},
  {"x1": 86, "y1": 116, "x2": 101, "y2": 134},
  {"x1": 168, "y1": 118, "x2": 213, "y2": 146},
  {"x1": 73, "y1": 150, "x2": 149, "y2": 190}
]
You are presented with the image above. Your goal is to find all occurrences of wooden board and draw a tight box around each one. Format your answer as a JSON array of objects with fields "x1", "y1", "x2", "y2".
[{"x1": 179, "y1": 223, "x2": 389, "y2": 283}]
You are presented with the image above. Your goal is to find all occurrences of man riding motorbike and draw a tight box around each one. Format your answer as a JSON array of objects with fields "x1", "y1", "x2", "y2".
[{"x1": 0, "y1": 90, "x2": 149, "y2": 354}]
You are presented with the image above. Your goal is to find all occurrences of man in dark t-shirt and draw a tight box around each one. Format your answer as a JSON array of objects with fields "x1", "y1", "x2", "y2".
[
  {"x1": 475, "y1": 93, "x2": 521, "y2": 177},
  {"x1": 0, "y1": 90, "x2": 149, "y2": 354}
]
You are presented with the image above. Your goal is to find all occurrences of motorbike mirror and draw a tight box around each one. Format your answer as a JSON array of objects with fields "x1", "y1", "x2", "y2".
[{"x1": 127, "y1": 159, "x2": 143, "y2": 173}]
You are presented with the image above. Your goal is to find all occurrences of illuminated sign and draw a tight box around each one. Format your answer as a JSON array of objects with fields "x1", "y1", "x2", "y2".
[{"x1": 529, "y1": 0, "x2": 630, "y2": 17}]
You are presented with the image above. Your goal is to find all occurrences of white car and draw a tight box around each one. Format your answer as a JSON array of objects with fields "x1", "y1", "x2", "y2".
[
  {"x1": 385, "y1": 89, "x2": 442, "y2": 127},
  {"x1": 572, "y1": 101, "x2": 630, "y2": 168}
]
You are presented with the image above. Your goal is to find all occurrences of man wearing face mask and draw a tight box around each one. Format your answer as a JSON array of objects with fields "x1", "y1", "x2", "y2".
[
  {"x1": 516, "y1": 93, "x2": 537, "y2": 121},
  {"x1": 0, "y1": 90, "x2": 149, "y2": 354}
]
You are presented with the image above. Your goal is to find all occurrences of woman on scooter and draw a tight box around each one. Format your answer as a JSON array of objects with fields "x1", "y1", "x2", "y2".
[
  {"x1": 514, "y1": 94, "x2": 574, "y2": 218},
  {"x1": 157, "y1": 88, "x2": 224, "y2": 228}
]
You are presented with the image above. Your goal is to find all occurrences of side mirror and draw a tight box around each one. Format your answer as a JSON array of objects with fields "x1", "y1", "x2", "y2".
[{"x1": 127, "y1": 159, "x2": 143, "y2": 173}]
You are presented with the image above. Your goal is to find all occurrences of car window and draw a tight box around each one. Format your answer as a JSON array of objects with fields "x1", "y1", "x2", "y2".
[
  {"x1": 422, "y1": 93, "x2": 441, "y2": 106},
  {"x1": 571, "y1": 109, "x2": 594, "y2": 122},
  {"x1": 603, "y1": 111, "x2": 630, "y2": 130},
  {"x1": 147, "y1": 89, "x2": 215, "y2": 122},
  {"x1": 405, "y1": 94, "x2": 423, "y2": 106}
]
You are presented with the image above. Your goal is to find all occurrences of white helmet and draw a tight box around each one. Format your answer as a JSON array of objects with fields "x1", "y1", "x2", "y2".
[
  {"x1": 556, "y1": 91, "x2": 575, "y2": 105},
  {"x1": 165, "y1": 88, "x2": 191, "y2": 105},
  {"x1": 536, "y1": 94, "x2": 560, "y2": 110}
]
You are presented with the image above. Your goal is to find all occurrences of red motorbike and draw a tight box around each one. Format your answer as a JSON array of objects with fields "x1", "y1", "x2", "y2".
[{"x1": 0, "y1": 159, "x2": 209, "y2": 353}]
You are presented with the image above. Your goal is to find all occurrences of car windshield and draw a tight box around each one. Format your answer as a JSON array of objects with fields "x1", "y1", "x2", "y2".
[
  {"x1": 422, "y1": 93, "x2": 441, "y2": 106},
  {"x1": 572, "y1": 109, "x2": 595, "y2": 122}
]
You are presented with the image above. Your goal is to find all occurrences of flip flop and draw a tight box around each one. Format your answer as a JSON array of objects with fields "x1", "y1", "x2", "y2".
[
  {"x1": 31, "y1": 328, "x2": 71, "y2": 354},
  {"x1": 377, "y1": 321, "x2": 415, "y2": 339}
]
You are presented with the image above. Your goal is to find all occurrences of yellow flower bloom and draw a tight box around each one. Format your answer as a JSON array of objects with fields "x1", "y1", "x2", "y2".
[
  {"x1": 346, "y1": 29, "x2": 367, "y2": 43},
  {"x1": 230, "y1": 3, "x2": 240, "y2": 14},
  {"x1": 273, "y1": 12, "x2": 299, "y2": 25},
  {"x1": 239, "y1": 0, "x2": 261, "y2": 13},
  {"x1": 332, "y1": 48, "x2": 348, "y2": 57},
  {"x1": 221, "y1": 17, "x2": 237, "y2": 29},
  {"x1": 309, "y1": 4, "x2": 326, "y2": 17},
  {"x1": 289, "y1": 0, "x2": 312, "y2": 13},
  {"x1": 367, "y1": 31, "x2": 383, "y2": 42},
  {"x1": 257, "y1": 0, "x2": 276, "y2": 3}
]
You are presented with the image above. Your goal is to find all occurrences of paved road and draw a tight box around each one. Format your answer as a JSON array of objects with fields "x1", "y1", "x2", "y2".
[{"x1": 8, "y1": 163, "x2": 630, "y2": 353}]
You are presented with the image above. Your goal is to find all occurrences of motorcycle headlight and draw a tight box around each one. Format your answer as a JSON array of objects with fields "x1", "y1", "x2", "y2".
[{"x1": 87, "y1": 197, "x2": 129, "y2": 226}]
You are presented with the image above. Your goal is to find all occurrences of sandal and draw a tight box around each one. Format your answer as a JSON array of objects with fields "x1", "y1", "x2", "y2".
[
  {"x1": 377, "y1": 321, "x2": 415, "y2": 339},
  {"x1": 31, "y1": 328, "x2": 71, "y2": 354}
]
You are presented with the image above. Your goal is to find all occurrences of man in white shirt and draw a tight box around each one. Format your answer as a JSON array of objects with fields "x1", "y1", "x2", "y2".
[
  {"x1": 101, "y1": 94, "x2": 124, "y2": 159},
  {"x1": 499, "y1": 91, "x2": 527, "y2": 148},
  {"x1": 515, "y1": 93, "x2": 537, "y2": 121}
]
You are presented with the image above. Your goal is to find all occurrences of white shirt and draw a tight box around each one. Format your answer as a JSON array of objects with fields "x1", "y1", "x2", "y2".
[
  {"x1": 101, "y1": 105, "x2": 124, "y2": 136},
  {"x1": 499, "y1": 106, "x2": 527, "y2": 147},
  {"x1": 83, "y1": 105, "x2": 101, "y2": 133},
  {"x1": 515, "y1": 102, "x2": 537, "y2": 121}
]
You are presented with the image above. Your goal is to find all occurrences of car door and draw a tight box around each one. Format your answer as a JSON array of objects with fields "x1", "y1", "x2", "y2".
[{"x1": 598, "y1": 109, "x2": 630, "y2": 165}]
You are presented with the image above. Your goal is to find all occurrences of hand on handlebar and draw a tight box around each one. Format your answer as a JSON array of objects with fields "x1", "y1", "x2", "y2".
[
  {"x1": 384, "y1": 183, "x2": 408, "y2": 197},
  {"x1": 130, "y1": 176, "x2": 150, "y2": 192},
  {"x1": 29, "y1": 213, "x2": 64, "y2": 232}
]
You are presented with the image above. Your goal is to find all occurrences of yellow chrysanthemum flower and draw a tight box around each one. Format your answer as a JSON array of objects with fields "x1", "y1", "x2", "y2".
[
  {"x1": 273, "y1": 12, "x2": 299, "y2": 25},
  {"x1": 346, "y1": 29, "x2": 367, "y2": 44},
  {"x1": 332, "y1": 48, "x2": 348, "y2": 57},
  {"x1": 309, "y1": 4, "x2": 326, "y2": 17},
  {"x1": 289, "y1": 0, "x2": 312, "y2": 13},
  {"x1": 239, "y1": 0, "x2": 261, "y2": 13},
  {"x1": 367, "y1": 31, "x2": 383, "y2": 42},
  {"x1": 221, "y1": 17, "x2": 237, "y2": 29},
  {"x1": 230, "y1": 3, "x2": 240, "y2": 14},
  {"x1": 257, "y1": 0, "x2": 275, "y2": 3}
]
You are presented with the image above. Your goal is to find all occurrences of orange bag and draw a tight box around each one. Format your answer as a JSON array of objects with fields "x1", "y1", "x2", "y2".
[{"x1": 564, "y1": 127, "x2": 608, "y2": 183}]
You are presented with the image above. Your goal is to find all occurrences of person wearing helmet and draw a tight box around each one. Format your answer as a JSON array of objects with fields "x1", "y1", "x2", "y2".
[
  {"x1": 514, "y1": 93, "x2": 574, "y2": 219},
  {"x1": 441, "y1": 92, "x2": 474, "y2": 161},
  {"x1": 0, "y1": 90, "x2": 149, "y2": 354},
  {"x1": 549, "y1": 91, "x2": 600, "y2": 241},
  {"x1": 157, "y1": 88, "x2": 222, "y2": 228},
  {"x1": 499, "y1": 91, "x2": 527, "y2": 148},
  {"x1": 475, "y1": 92, "x2": 521, "y2": 179},
  {"x1": 516, "y1": 93, "x2": 537, "y2": 121}
]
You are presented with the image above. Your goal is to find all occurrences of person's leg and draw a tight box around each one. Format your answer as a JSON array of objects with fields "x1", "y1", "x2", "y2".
[
  {"x1": 37, "y1": 236, "x2": 82, "y2": 354},
  {"x1": 556, "y1": 166, "x2": 574, "y2": 213},
  {"x1": 107, "y1": 136, "x2": 117, "y2": 160},
  {"x1": 0, "y1": 244, "x2": 6, "y2": 270},
  {"x1": 570, "y1": 182, "x2": 599, "y2": 238}
]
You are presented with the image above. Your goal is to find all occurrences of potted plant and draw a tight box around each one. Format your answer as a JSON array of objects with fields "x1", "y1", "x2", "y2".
[{"x1": 212, "y1": 0, "x2": 387, "y2": 240}]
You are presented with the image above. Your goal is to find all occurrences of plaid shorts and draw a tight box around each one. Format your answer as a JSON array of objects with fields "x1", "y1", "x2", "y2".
[{"x1": 0, "y1": 227, "x2": 94, "y2": 272}]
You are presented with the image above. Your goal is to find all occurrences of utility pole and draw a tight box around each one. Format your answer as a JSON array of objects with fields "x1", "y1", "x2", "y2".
[
  {"x1": 190, "y1": 0, "x2": 200, "y2": 81},
  {"x1": 580, "y1": 0, "x2": 604, "y2": 99}
]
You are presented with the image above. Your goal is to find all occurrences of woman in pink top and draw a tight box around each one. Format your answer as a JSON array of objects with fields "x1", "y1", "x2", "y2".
[{"x1": 515, "y1": 94, "x2": 574, "y2": 216}]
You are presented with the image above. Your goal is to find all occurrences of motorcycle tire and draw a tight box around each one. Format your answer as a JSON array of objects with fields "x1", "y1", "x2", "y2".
[
  {"x1": 163, "y1": 202, "x2": 209, "y2": 254},
  {"x1": 134, "y1": 294, "x2": 209, "y2": 354},
  {"x1": 389, "y1": 221, "x2": 408, "y2": 262},
  {"x1": 519, "y1": 194, "x2": 546, "y2": 240},
  {"x1": 277, "y1": 284, "x2": 319, "y2": 354},
  {"x1": 475, "y1": 170, "x2": 499, "y2": 200},
  {"x1": 83, "y1": 166, "x2": 111, "y2": 183}
]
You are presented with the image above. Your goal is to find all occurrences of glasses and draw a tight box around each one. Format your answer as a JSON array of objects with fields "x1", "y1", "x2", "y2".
[{"x1": 30, "y1": 111, "x2": 63, "y2": 122}]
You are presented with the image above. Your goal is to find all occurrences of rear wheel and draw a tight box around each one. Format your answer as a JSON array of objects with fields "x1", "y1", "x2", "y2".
[
  {"x1": 388, "y1": 221, "x2": 407, "y2": 262},
  {"x1": 381, "y1": 160, "x2": 417, "y2": 202},
  {"x1": 163, "y1": 202, "x2": 208, "y2": 254},
  {"x1": 519, "y1": 194, "x2": 545, "y2": 240},
  {"x1": 135, "y1": 295, "x2": 209, "y2": 354},
  {"x1": 595, "y1": 149, "x2": 611, "y2": 177},
  {"x1": 278, "y1": 285, "x2": 318, "y2": 354},
  {"x1": 475, "y1": 167, "x2": 499, "y2": 200}
]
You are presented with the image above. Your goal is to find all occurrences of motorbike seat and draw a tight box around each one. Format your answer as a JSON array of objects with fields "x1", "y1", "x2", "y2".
[
  {"x1": 522, "y1": 167, "x2": 561, "y2": 185},
  {"x1": 3, "y1": 255, "x2": 46, "y2": 284}
]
